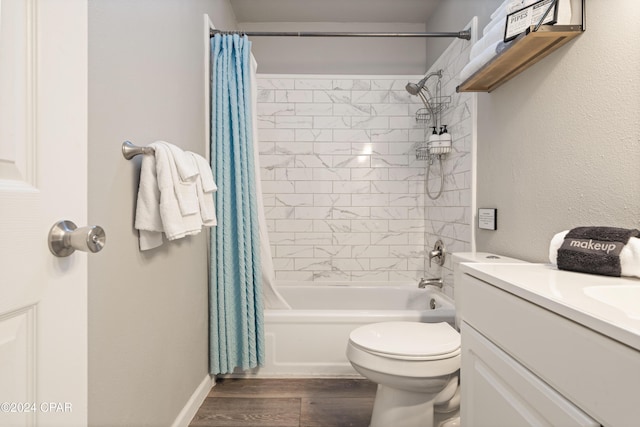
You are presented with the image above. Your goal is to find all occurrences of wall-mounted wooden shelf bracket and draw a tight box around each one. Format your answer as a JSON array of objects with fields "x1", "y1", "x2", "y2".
[
  {"x1": 457, "y1": 0, "x2": 585, "y2": 93},
  {"x1": 457, "y1": 25, "x2": 583, "y2": 93}
]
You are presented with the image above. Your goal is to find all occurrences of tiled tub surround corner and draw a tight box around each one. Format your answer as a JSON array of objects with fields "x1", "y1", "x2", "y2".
[
  {"x1": 257, "y1": 75, "x2": 429, "y2": 282},
  {"x1": 257, "y1": 68, "x2": 473, "y2": 285},
  {"x1": 422, "y1": 34, "x2": 475, "y2": 297}
]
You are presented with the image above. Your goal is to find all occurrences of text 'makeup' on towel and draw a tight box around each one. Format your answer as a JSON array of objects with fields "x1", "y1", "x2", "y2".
[{"x1": 549, "y1": 227, "x2": 640, "y2": 278}]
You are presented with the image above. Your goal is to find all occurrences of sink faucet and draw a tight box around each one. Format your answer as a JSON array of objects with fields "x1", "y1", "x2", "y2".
[{"x1": 418, "y1": 278, "x2": 443, "y2": 289}]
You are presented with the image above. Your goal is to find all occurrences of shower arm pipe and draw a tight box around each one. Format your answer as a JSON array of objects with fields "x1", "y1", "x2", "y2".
[{"x1": 210, "y1": 29, "x2": 471, "y2": 40}]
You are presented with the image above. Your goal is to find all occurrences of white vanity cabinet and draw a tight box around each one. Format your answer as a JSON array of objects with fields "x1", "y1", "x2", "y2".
[
  {"x1": 460, "y1": 322, "x2": 598, "y2": 427},
  {"x1": 458, "y1": 264, "x2": 640, "y2": 427}
]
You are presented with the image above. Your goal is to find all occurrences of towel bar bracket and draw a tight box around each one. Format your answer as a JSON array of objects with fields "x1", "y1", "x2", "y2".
[{"x1": 122, "y1": 140, "x2": 155, "y2": 160}]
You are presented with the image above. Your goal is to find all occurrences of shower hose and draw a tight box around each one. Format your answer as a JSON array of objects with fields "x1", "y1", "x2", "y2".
[{"x1": 425, "y1": 154, "x2": 444, "y2": 200}]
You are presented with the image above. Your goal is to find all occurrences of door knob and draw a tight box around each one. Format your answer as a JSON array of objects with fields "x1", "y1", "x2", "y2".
[{"x1": 48, "y1": 220, "x2": 106, "y2": 257}]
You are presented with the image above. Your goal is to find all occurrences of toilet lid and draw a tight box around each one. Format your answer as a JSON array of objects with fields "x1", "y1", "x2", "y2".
[{"x1": 349, "y1": 321, "x2": 460, "y2": 358}]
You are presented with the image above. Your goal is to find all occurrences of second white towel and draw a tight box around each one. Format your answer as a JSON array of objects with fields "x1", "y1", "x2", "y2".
[{"x1": 188, "y1": 151, "x2": 217, "y2": 226}]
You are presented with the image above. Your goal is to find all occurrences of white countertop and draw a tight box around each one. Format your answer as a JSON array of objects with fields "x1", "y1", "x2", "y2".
[{"x1": 460, "y1": 262, "x2": 640, "y2": 351}]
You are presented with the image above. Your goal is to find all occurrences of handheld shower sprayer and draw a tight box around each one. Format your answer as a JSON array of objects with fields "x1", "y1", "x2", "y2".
[
  {"x1": 405, "y1": 70, "x2": 443, "y2": 96},
  {"x1": 406, "y1": 69, "x2": 449, "y2": 200},
  {"x1": 405, "y1": 69, "x2": 443, "y2": 120}
]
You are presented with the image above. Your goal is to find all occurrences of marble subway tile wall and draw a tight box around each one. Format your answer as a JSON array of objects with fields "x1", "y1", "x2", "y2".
[
  {"x1": 421, "y1": 35, "x2": 475, "y2": 297},
  {"x1": 256, "y1": 75, "x2": 428, "y2": 282}
]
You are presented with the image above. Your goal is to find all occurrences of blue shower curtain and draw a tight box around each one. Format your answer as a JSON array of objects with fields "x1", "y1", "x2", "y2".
[{"x1": 209, "y1": 34, "x2": 264, "y2": 375}]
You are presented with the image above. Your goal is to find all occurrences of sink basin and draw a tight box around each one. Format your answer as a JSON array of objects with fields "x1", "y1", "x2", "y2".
[{"x1": 584, "y1": 285, "x2": 640, "y2": 320}]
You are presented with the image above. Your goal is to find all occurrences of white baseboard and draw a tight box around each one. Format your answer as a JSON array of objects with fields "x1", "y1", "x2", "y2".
[{"x1": 171, "y1": 374, "x2": 214, "y2": 427}]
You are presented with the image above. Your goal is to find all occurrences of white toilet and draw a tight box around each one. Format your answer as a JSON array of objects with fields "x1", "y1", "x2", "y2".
[
  {"x1": 347, "y1": 321, "x2": 460, "y2": 427},
  {"x1": 346, "y1": 252, "x2": 524, "y2": 427}
]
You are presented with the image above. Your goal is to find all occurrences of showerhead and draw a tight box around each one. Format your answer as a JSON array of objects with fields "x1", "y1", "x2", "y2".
[
  {"x1": 405, "y1": 82, "x2": 422, "y2": 96},
  {"x1": 405, "y1": 70, "x2": 443, "y2": 96}
]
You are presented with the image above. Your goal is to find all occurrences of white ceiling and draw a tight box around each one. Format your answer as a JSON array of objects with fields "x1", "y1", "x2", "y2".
[{"x1": 229, "y1": 0, "x2": 444, "y2": 24}]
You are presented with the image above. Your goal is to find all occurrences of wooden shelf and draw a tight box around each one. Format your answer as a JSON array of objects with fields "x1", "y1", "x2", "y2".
[{"x1": 457, "y1": 25, "x2": 583, "y2": 93}]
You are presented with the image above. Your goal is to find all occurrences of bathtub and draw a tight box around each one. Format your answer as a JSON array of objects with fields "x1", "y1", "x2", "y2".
[{"x1": 234, "y1": 282, "x2": 455, "y2": 378}]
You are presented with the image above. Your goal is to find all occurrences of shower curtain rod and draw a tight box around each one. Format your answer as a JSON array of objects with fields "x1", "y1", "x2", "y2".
[{"x1": 210, "y1": 29, "x2": 471, "y2": 40}]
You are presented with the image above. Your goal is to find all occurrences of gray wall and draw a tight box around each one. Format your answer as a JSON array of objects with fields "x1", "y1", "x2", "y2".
[
  {"x1": 429, "y1": 0, "x2": 640, "y2": 262},
  {"x1": 88, "y1": 1, "x2": 237, "y2": 426},
  {"x1": 476, "y1": 0, "x2": 640, "y2": 262},
  {"x1": 241, "y1": 22, "x2": 428, "y2": 74}
]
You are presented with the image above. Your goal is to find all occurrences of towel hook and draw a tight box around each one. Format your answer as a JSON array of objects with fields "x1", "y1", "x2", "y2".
[{"x1": 122, "y1": 140, "x2": 155, "y2": 160}]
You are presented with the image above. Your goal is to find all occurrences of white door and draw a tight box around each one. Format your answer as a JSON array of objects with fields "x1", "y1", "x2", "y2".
[{"x1": 0, "y1": 0, "x2": 88, "y2": 426}]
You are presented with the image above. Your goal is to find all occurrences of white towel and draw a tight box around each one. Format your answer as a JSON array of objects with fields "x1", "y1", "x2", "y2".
[
  {"x1": 187, "y1": 151, "x2": 217, "y2": 226},
  {"x1": 557, "y1": 0, "x2": 572, "y2": 25},
  {"x1": 471, "y1": 13, "x2": 512, "y2": 61},
  {"x1": 153, "y1": 142, "x2": 203, "y2": 241},
  {"x1": 549, "y1": 230, "x2": 640, "y2": 279},
  {"x1": 490, "y1": 0, "x2": 516, "y2": 20},
  {"x1": 135, "y1": 147, "x2": 164, "y2": 250},
  {"x1": 163, "y1": 142, "x2": 199, "y2": 216},
  {"x1": 134, "y1": 141, "x2": 204, "y2": 250},
  {"x1": 460, "y1": 39, "x2": 511, "y2": 82},
  {"x1": 483, "y1": 0, "x2": 524, "y2": 36}
]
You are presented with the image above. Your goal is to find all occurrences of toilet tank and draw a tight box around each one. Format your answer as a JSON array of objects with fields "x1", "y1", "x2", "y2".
[{"x1": 452, "y1": 252, "x2": 526, "y2": 328}]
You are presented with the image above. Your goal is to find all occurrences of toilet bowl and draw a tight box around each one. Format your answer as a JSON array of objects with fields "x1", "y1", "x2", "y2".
[
  {"x1": 346, "y1": 321, "x2": 461, "y2": 427},
  {"x1": 434, "y1": 386, "x2": 460, "y2": 427}
]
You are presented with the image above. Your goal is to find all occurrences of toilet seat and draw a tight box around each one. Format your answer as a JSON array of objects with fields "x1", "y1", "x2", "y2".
[{"x1": 349, "y1": 321, "x2": 460, "y2": 361}]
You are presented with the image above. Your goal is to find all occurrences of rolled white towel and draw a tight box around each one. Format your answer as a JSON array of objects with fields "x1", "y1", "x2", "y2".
[
  {"x1": 483, "y1": 0, "x2": 525, "y2": 36},
  {"x1": 549, "y1": 230, "x2": 640, "y2": 279},
  {"x1": 470, "y1": 15, "x2": 510, "y2": 61},
  {"x1": 490, "y1": 0, "x2": 513, "y2": 20},
  {"x1": 460, "y1": 39, "x2": 512, "y2": 82},
  {"x1": 557, "y1": 0, "x2": 572, "y2": 25}
]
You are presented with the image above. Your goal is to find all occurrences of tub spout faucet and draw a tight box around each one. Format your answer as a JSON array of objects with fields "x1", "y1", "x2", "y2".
[{"x1": 418, "y1": 278, "x2": 443, "y2": 289}]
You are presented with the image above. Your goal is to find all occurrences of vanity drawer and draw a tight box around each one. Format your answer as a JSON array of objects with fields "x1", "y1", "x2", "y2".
[
  {"x1": 461, "y1": 322, "x2": 597, "y2": 427},
  {"x1": 460, "y1": 273, "x2": 640, "y2": 427}
]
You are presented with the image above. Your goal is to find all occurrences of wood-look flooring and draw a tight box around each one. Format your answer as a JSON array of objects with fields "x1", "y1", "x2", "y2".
[{"x1": 190, "y1": 378, "x2": 377, "y2": 427}]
